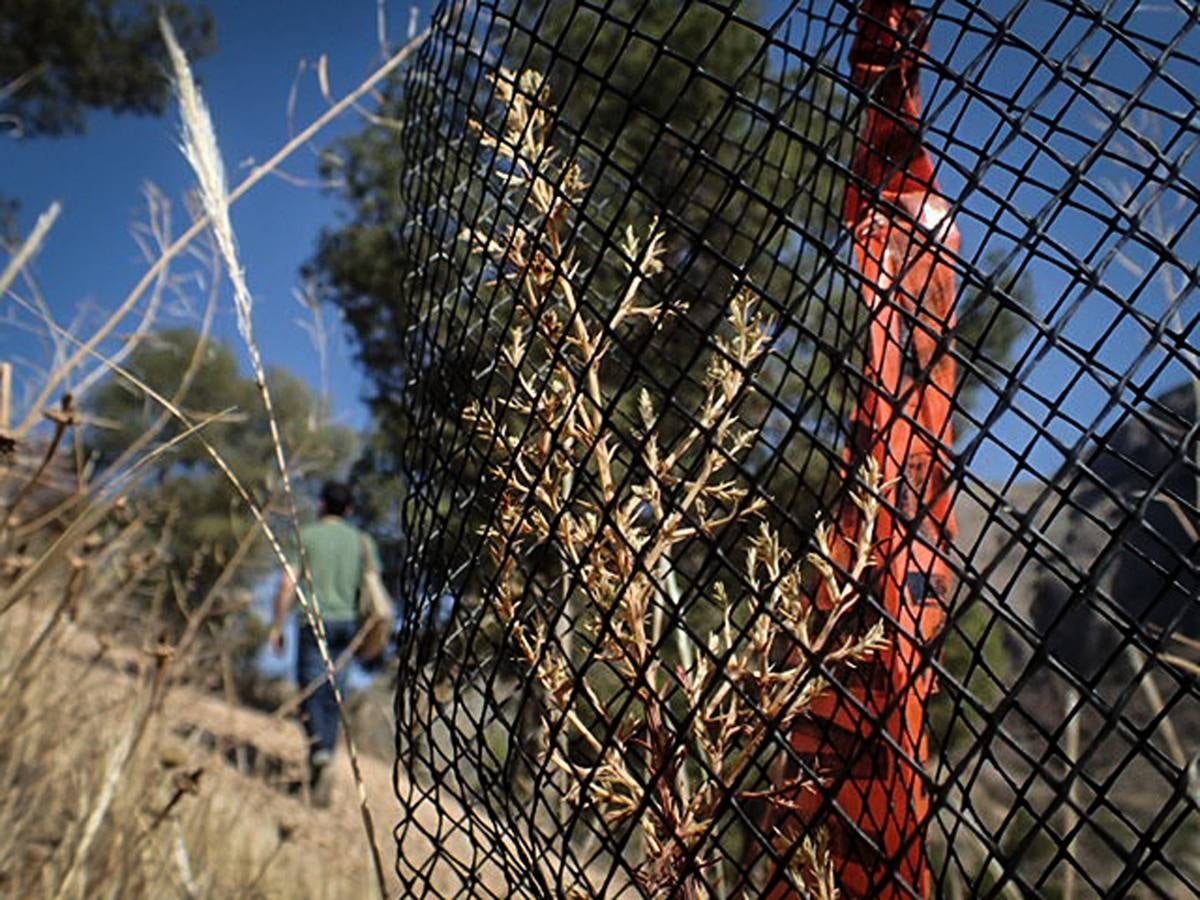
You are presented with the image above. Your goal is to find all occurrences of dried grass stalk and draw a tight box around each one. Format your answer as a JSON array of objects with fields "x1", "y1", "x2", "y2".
[{"x1": 159, "y1": 15, "x2": 387, "y2": 895}]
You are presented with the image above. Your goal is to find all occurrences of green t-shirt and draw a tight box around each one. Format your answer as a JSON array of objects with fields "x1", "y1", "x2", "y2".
[{"x1": 291, "y1": 517, "x2": 382, "y2": 623}]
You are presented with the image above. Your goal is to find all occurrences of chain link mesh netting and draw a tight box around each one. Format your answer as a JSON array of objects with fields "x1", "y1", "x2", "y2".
[{"x1": 384, "y1": 1, "x2": 1199, "y2": 896}]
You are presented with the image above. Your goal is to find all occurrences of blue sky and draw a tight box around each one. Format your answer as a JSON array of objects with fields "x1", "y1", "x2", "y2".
[
  {"x1": 3, "y1": 0, "x2": 1196, "y2": 489},
  {"x1": 763, "y1": 0, "x2": 1199, "y2": 485},
  {"x1": 4, "y1": 0, "x2": 430, "y2": 438}
]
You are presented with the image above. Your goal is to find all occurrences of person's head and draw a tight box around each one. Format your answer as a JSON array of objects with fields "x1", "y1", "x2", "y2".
[{"x1": 319, "y1": 481, "x2": 353, "y2": 518}]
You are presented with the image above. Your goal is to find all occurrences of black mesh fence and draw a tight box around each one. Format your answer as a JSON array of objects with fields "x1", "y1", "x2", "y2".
[{"x1": 385, "y1": 1, "x2": 1200, "y2": 896}]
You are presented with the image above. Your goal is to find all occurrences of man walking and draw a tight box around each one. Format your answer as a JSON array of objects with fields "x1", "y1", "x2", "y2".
[{"x1": 268, "y1": 480, "x2": 382, "y2": 806}]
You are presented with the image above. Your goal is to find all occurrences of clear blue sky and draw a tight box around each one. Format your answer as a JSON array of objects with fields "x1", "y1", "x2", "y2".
[
  {"x1": 4, "y1": 0, "x2": 429, "y2": 438},
  {"x1": 764, "y1": 0, "x2": 1199, "y2": 485},
  {"x1": 4, "y1": 0, "x2": 1196, "y2": 489}
]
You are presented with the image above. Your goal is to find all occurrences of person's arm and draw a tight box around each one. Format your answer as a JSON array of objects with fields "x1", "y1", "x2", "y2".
[
  {"x1": 268, "y1": 572, "x2": 297, "y2": 652},
  {"x1": 368, "y1": 534, "x2": 383, "y2": 574}
]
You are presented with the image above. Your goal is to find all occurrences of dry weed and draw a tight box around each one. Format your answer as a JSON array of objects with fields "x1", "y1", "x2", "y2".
[{"x1": 462, "y1": 68, "x2": 886, "y2": 897}]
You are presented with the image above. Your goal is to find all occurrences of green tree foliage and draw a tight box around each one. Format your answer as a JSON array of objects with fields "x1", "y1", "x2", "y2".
[
  {"x1": 312, "y1": 0, "x2": 1032, "y2": 578},
  {"x1": 0, "y1": 0, "x2": 215, "y2": 138},
  {"x1": 87, "y1": 328, "x2": 355, "y2": 608},
  {"x1": 313, "y1": 1, "x2": 852, "y2": 402},
  {"x1": 508, "y1": 0, "x2": 848, "y2": 296}
]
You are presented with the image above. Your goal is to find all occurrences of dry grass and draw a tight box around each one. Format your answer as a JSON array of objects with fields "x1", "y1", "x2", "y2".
[
  {"x1": 0, "y1": 596, "x2": 397, "y2": 899},
  {"x1": 0, "y1": 15, "x2": 441, "y2": 900}
]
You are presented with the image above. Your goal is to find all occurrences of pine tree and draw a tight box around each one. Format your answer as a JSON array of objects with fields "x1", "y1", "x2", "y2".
[{"x1": 1, "y1": 0, "x2": 215, "y2": 138}]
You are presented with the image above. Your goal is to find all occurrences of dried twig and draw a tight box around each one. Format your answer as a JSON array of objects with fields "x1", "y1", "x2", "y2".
[{"x1": 463, "y1": 69, "x2": 887, "y2": 896}]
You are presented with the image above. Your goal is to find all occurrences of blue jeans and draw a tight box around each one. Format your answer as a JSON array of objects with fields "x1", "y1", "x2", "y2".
[{"x1": 297, "y1": 620, "x2": 358, "y2": 762}]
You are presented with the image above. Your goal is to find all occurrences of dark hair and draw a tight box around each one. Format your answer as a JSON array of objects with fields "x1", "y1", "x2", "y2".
[{"x1": 319, "y1": 481, "x2": 353, "y2": 517}]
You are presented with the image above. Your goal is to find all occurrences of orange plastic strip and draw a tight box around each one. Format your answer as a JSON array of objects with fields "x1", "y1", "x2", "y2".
[{"x1": 770, "y1": 3, "x2": 959, "y2": 896}]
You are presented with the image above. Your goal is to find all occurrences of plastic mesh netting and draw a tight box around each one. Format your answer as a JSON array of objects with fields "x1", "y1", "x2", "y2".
[{"x1": 383, "y1": 1, "x2": 1200, "y2": 896}]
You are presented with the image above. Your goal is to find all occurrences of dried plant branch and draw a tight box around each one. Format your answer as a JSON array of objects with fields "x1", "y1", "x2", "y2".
[
  {"x1": 463, "y1": 69, "x2": 888, "y2": 897},
  {"x1": 52, "y1": 643, "x2": 175, "y2": 899},
  {"x1": 71, "y1": 185, "x2": 177, "y2": 399},
  {"x1": 0, "y1": 395, "x2": 76, "y2": 535},
  {"x1": 0, "y1": 399, "x2": 232, "y2": 617},
  {"x1": 0, "y1": 201, "x2": 60, "y2": 304}
]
